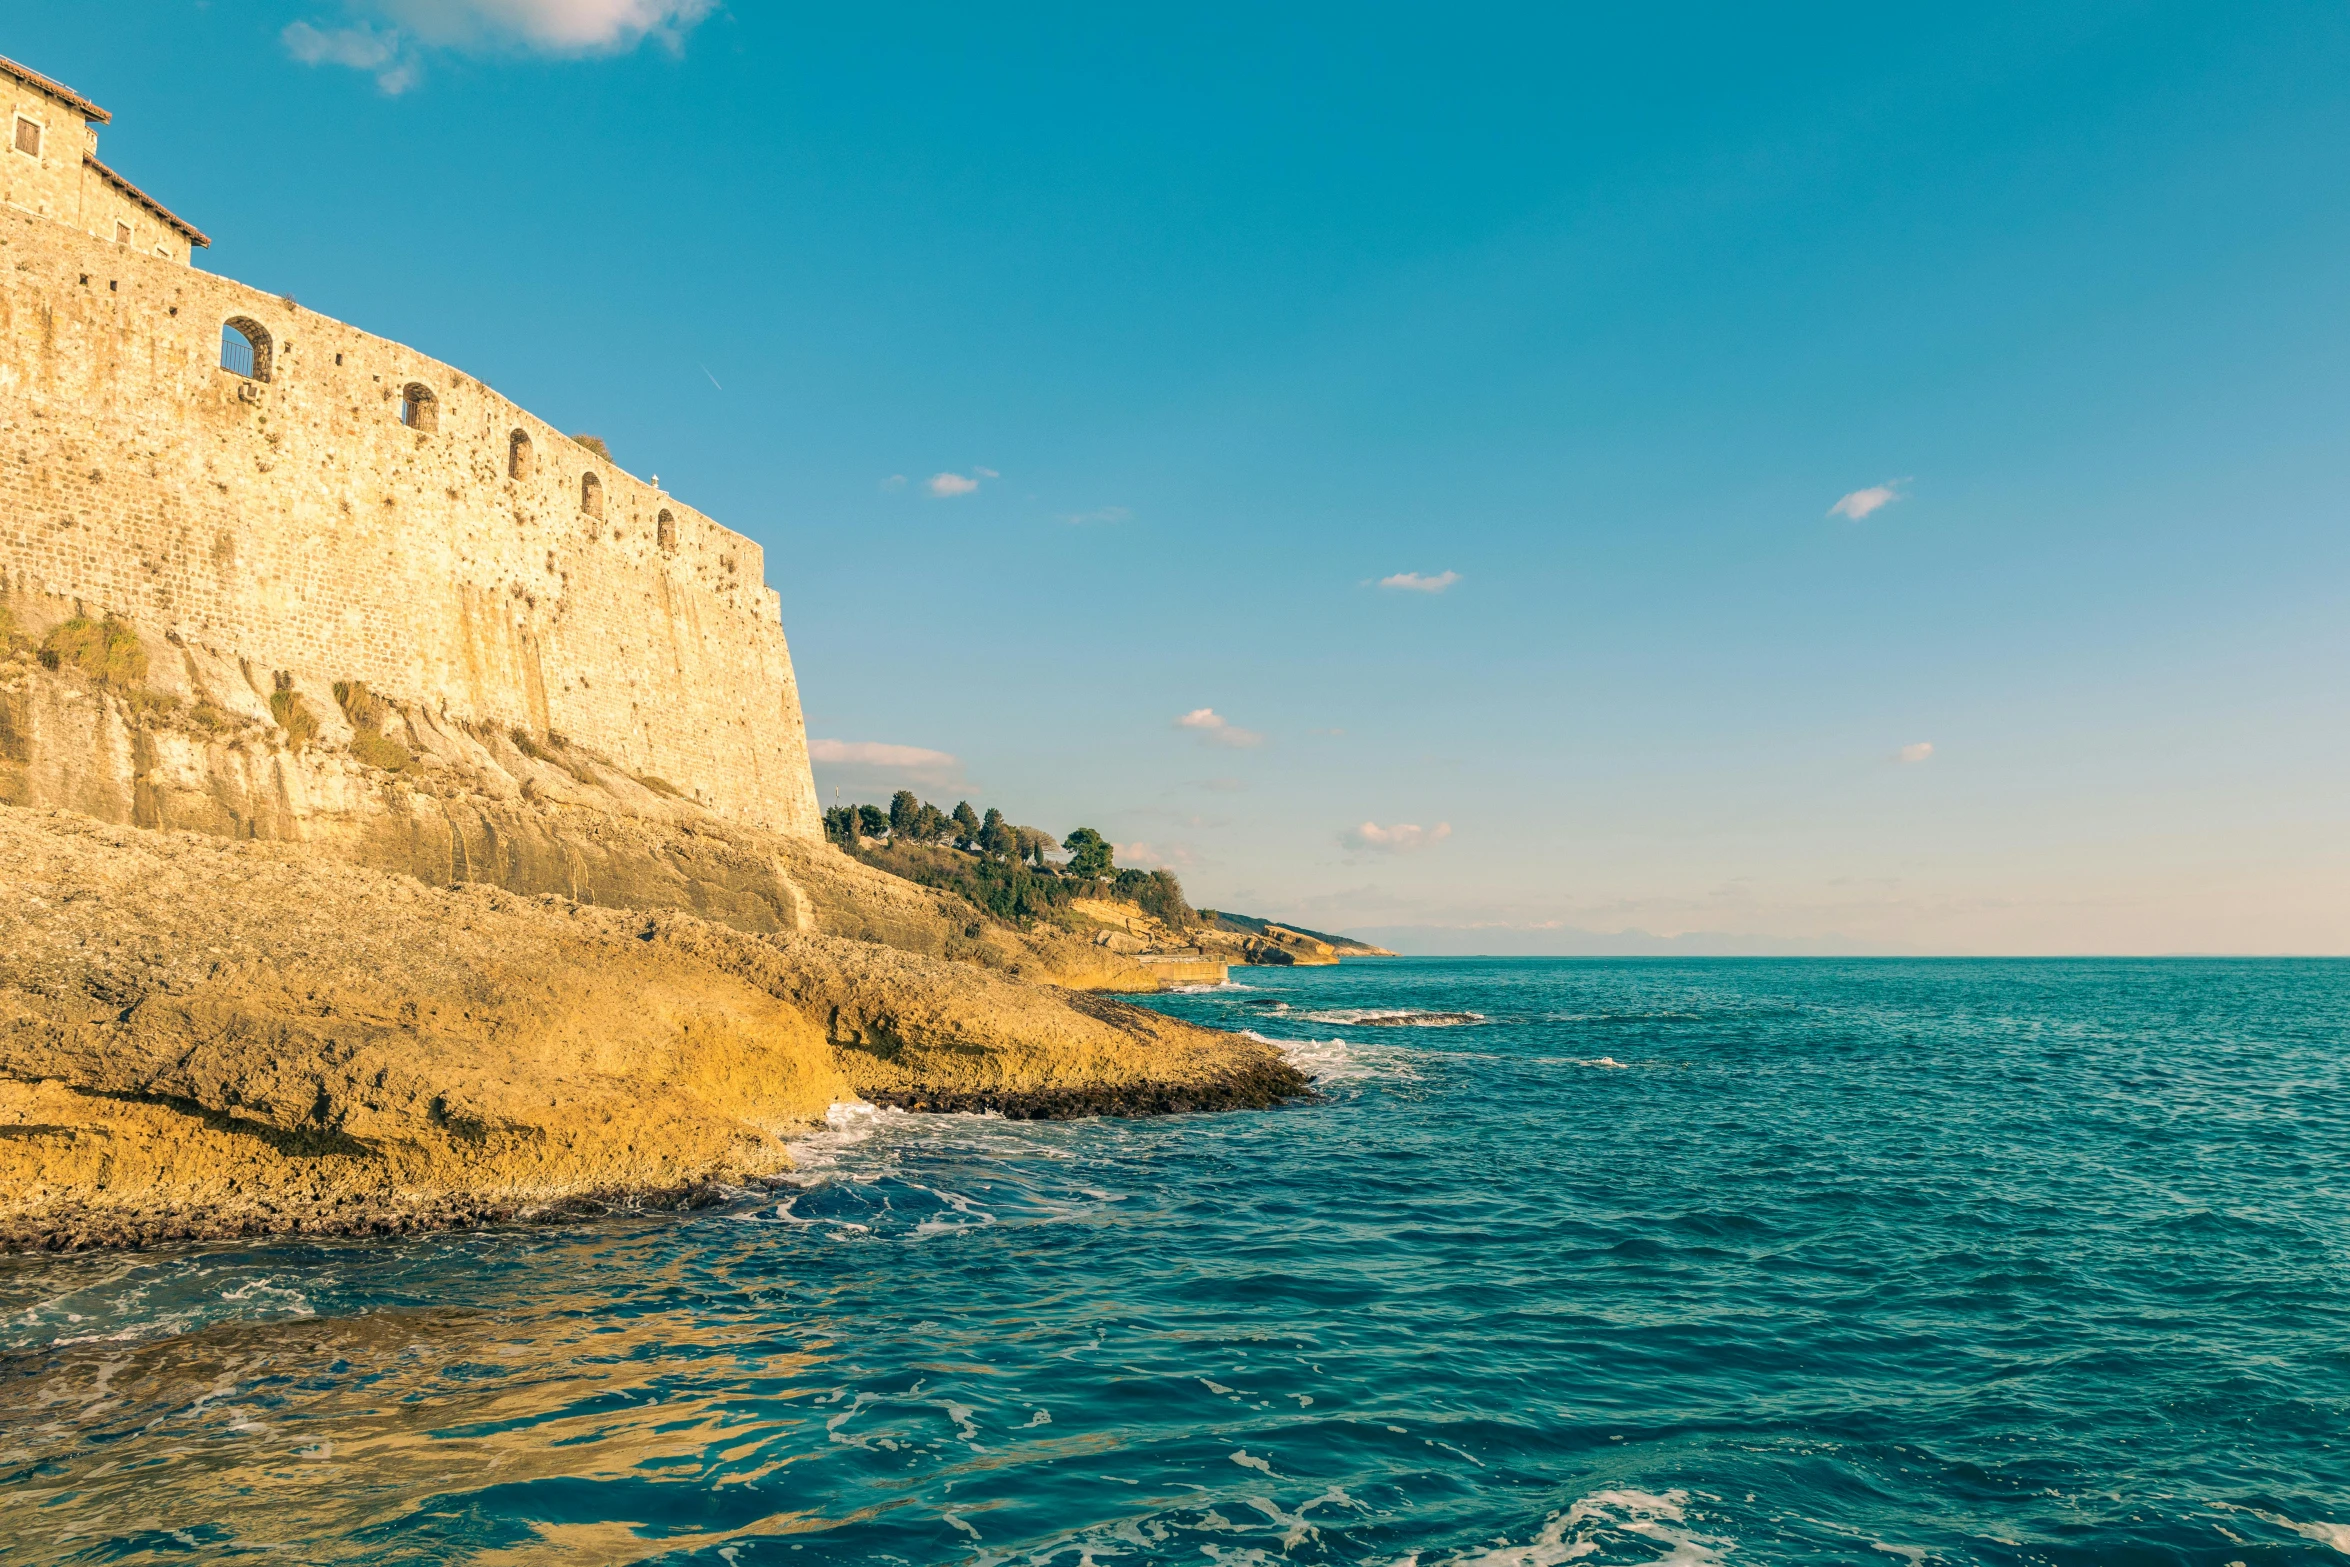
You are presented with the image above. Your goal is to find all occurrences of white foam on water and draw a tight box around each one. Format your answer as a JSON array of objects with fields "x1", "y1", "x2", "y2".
[
  {"x1": 1171, "y1": 980, "x2": 1257, "y2": 993},
  {"x1": 1437, "y1": 1488, "x2": 1733, "y2": 1567},
  {"x1": 2235, "y1": 1508, "x2": 2350, "y2": 1554},
  {"x1": 219, "y1": 1277, "x2": 315, "y2": 1315},
  {"x1": 1300, "y1": 1008, "x2": 1486, "y2": 1028},
  {"x1": 781, "y1": 1098, "x2": 891, "y2": 1174},
  {"x1": 1242, "y1": 1032, "x2": 1421, "y2": 1085}
]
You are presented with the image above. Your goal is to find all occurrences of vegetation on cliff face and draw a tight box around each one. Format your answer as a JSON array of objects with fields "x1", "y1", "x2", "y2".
[
  {"x1": 332, "y1": 680, "x2": 412, "y2": 772},
  {"x1": 269, "y1": 671, "x2": 321, "y2": 746},
  {"x1": 39, "y1": 614, "x2": 147, "y2": 689},
  {"x1": 825, "y1": 790, "x2": 1197, "y2": 931}
]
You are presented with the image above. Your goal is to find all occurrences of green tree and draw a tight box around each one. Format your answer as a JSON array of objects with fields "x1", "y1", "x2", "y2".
[
  {"x1": 952, "y1": 801, "x2": 981, "y2": 848},
  {"x1": 1062, "y1": 827, "x2": 1114, "y2": 881},
  {"x1": 1118, "y1": 867, "x2": 1195, "y2": 928},
  {"x1": 978, "y1": 807, "x2": 1015, "y2": 860},
  {"x1": 889, "y1": 789, "x2": 921, "y2": 838},
  {"x1": 1014, "y1": 826, "x2": 1057, "y2": 868},
  {"x1": 823, "y1": 805, "x2": 857, "y2": 845},
  {"x1": 914, "y1": 803, "x2": 949, "y2": 842},
  {"x1": 857, "y1": 803, "x2": 889, "y2": 839}
]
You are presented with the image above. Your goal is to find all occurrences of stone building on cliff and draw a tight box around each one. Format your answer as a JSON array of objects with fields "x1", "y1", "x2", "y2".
[
  {"x1": 2, "y1": 54, "x2": 207, "y2": 265},
  {"x1": 0, "y1": 53, "x2": 823, "y2": 840}
]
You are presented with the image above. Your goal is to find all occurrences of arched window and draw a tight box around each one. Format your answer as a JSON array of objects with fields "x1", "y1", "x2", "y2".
[
  {"x1": 401, "y1": 383, "x2": 438, "y2": 432},
  {"x1": 581, "y1": 472, "x2": 604, "y2": 519},
  {"x1": 220, "y1": 317, "x2": 272, "y2": 382},
  {"x1": 509, "y1": 430, "x2": 534, "y2": 480},
  {"x1": 657, "y1": 510, "x2": 676, "y2": 553}
]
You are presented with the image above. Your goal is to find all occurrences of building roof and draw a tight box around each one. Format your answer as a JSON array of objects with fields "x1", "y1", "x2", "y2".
[
  {"x1": 0, "y1": 54, "x2": 111, "y2": 125},
  {"x1": 84, "y1": 154, "x2": 208, "y2": 247}
]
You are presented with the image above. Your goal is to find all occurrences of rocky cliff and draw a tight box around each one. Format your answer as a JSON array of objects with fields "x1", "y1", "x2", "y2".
[
  {"x1": 0, "y1": 587, "x2": 1169, "y2": 989},
  {"x1": 0, "y1": 590, "x2": 1312, "y2": 1252},
  {"x1": 0, "y1": 808, "x2": 1305, "y2": 1252}
]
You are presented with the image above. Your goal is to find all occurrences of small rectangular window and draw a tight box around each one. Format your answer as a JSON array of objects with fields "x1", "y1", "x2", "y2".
[
  {"x1": 13, "y1": 118, "x2": 39, "y2": 157},
  {"x1": 115, "y1": 221, "x2": 131, "y2": 245}
]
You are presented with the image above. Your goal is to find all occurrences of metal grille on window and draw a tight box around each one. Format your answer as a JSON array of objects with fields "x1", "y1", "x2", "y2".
[{"x1": 220, "y1": 324, "x2": 257, "y2": 378}]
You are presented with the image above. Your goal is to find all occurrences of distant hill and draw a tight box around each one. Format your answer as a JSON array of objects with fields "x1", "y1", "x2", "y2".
[{"x1": 1201, "y1": 912, "x2": 1396, "y2": 957}]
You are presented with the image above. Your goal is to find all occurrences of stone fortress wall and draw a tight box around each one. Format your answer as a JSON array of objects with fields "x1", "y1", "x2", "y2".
[{"x1": 0, "y1": 61, "x2": 822, "y2": 840}]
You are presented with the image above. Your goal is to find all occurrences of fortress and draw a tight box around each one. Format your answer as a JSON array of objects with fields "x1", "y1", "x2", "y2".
[{"x1": 0, "y1": 53, "x2": 822, "y2": 839}]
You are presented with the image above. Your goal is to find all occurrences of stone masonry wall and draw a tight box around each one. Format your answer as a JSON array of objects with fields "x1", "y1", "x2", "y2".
[
  {"x1": 3, "y1": 77, "x2": 193, "y2": 265},
  {"x1": 0, "y1": 206, "x2": 822, "y2": 839}
]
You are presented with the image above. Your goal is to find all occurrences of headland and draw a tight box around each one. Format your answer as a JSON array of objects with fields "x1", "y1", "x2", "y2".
[{"x1": 0, "y1": 54, "x2": 1305, "y2": 1251}]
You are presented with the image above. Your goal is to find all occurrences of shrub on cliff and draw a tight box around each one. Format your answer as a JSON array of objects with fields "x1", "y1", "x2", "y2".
[
  {"x1": 269, "y1": 673, "x2": 320, "y2": 747},
  {"x1": 40, "y1": 616, "x2": 147, "y2": 689},
  {"x1": 859, "y1": 840, "x2": 1082, "y2": 926},
  {"x1": 1117, "y1": 868, "x2": 1195, "y2": 930},
  {"x1": 508, "y1": 725, "x2": 600, "y2": 786},
  {"x1": 332, "y1": 681, "x2": 412, "y2": 771},
  {"x1": 351, "y1": 731, "x2": 411, "y2": 771},
  {"x1": 332, "y1": 680, "x2": 388, "y2": 730},
  {"x1": 838, "y1": 801, "x2": 1194, "y2": 932}
]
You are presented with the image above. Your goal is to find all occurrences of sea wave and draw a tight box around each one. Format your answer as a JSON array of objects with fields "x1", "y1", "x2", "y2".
[
  {"x1": 1243, "y1": 1031, "x2": 1421, "y2": 1085},
  {"x1": 1434, "y1": 1488, "x2": 1731, "y2": 1567},
  {"x1": 1300, "y1": 1007, "x2": 1487, "y2": 1028}
]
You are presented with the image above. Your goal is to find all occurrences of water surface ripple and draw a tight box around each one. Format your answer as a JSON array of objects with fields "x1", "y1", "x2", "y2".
[{"x1": 4, "y1": 958, "x2": 2347, "y2": 1563}]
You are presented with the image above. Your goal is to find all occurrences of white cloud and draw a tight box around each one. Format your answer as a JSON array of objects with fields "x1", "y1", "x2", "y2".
[
  {"x1": 809, "y1": 738, "x2": 963, "y2": 785},
  {"x1": 974, "y1": 467, "x2": 1000, "y2": 479},
  {"x1": 1175, "y1": 708, "x2": 1263, "y2": 749},
  {"x1": 926, "y1": 472, "x2": 981, "y2": 497},
  {"x1": 879, "y1": 474, "x2": 907, "y2": 491},
  {"x1": 1343, "y1": 821, "x2": 1453, "y2": 853},
  {"x1": 284, "y1": 0, "x2": 713, "y2": 92},
  {"x1": 1898, "y1": 741, "x2": 1934, "y2": 764},
  {"x1": 1829, "y1": 480, "x2": 1908, "y2": 521},
  {"x1": 381, "y1": 0, "x2": 712, "y2": 49},
  {"x1": 1115, "y1": 841, "x2": 1196, "y2": 870},
  {"x1": 1377, "y1": 570, "x2": 1461, "y2": 593},
  {"x1": 282, "y1": 21, "x2": 419, "y2": 91},
  {"x1": 283, "y1": 19, "x2": 401, "y2": 68}
]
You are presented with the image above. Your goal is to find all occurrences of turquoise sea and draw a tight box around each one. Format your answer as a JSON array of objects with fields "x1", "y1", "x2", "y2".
[{"x1": 4, "y1": 958, "x2": 2347, "y2": 1564}]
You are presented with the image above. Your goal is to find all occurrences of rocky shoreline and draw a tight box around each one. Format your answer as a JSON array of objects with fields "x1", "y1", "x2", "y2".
[{"x1": 0, "y1": 807, "x2": 1309, "y2": 1254}]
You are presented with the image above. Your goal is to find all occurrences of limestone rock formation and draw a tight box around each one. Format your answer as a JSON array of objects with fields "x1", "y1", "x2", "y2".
[
  {"x1": 0, "y1": 808, "x2": 1306, "y2": 1251},
  {"x1": 0, "y1": 593, "x2": 1171, "y2": 990}
]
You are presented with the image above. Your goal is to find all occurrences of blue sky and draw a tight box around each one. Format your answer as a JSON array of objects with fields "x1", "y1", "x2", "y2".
[{"x1": 21, "y1": 3, "x2": 2349, "y2": 952}]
